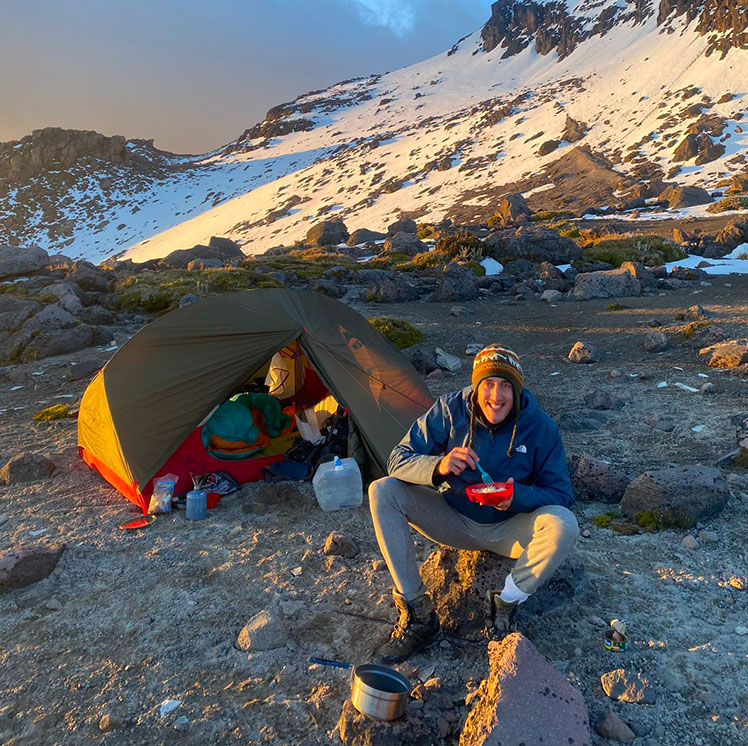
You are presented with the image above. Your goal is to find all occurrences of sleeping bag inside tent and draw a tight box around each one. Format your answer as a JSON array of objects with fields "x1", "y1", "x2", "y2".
[{"x1": 77, "y1": 289, "x2": 434, "y2": 513}]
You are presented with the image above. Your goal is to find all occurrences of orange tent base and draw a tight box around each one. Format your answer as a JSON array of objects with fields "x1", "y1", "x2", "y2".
[{"x1": 79, "y1": 447, "x2": 146, "y2": 513}]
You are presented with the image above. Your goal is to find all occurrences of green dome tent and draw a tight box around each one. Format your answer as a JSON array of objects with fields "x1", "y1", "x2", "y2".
[{"x1": 78, "y1": 289, "x2": 434, "y2": 512}]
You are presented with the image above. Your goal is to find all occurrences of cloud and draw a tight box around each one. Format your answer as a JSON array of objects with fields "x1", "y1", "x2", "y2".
[
  {"x1": 345, "y1": 0, "x2": 417, "y2": 36},
  {"x1": 344, "y1": 0, "x2": 492, "y2": 37}
]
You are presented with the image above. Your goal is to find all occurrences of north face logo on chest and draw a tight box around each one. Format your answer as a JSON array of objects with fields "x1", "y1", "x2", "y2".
[{"x1": 515, "y1": 444, "x2": 527, "y2": 453}]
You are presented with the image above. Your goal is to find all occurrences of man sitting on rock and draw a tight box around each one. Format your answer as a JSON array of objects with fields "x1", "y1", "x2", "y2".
[{"x1": 369, "y1": 344, "x2": 578, "y2": 664}]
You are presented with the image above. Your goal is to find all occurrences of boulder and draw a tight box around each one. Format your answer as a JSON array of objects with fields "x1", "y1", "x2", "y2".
[
  {"x1": 21, "y1": 325, "x2": 94, "y2": 362},
  {"x1": 541, "y1": 289, "x2": 564, "y2": 303},
  {"x1": 684, "y1": 304, "x2": 713, "y2": 321},
  {"x1": 559, "y1": 410, "x2": 608, "y2": 431},
  {"x1": 495, "y1": 194, "x2": 532, "y2": 224},
  {"x1": 485, "y1": 226, "x2": 581, "y2": 264},
  {"x1": 43, "y1": 281, "x2": 83, "y2": 315},
  {"x1": 620, "y1": 261, "x2": 656, "y2": 289},
  {"x1": 24, "y1": 304, "x2": 77, "y2": 332},
  {"x1": 620, "y1": 465, "x2": 729, "y2": 528},
  {"x1": 403, "y1": 346, "x2": 439, "y2": 376},
  {"x1": 387, "y1": 218, "x2": 417, "y2": 235},
  {"x1": 699, "y1": 341, "x2": 748, "y2": 369},
  {"x1": 323, "y1": 532, "x2": 359, "y2": 558},
  {"x1": 658, "y1": 185, "x2": 712, "y2": 209},
  {"x1": 0, "y1": 244, "x2": 49, "y2": 279},
  {"x1": 0, "y1": 296, "x2": 41, "y2": 334},
  {"x1": 306, "y1": 219, "x2": 349, "y2": 247},
  {"x1": 236, "y1": 609, "x2": 287, "y2": 651},
  {"x1": 538, "y1": 139, "x2": 560, "y2": 156},
  {"x1": 583, "y1": 389, "x2": 624, "y2": 410},
  {"x1": 66, "y1": 261, "x2": 112, "y2": 293},
  {"x1": 459, "y1": 634, "x2": 591, "y2": 746},
  {"x1": 0, "y1": 452, "x2": 57, "y2": 484},
  {"x1": 643, "y1": 331, "x2": 668, "y2": 352},
  {"x1": 435, "y1": 347, "x2": 462, "y2": 372},
  {"x1": 347, "y1": 228, "x2": 385, "y2": 246},
  {"x1": 187, "y1": 258, "x2": 223, "y2": 271},
  {"x1": 364, "y1": 277, "x2": 421, "y2": 303},
  {"x1": 568, "y1": 341, "x2": 597, "y2": 364},
  {"x1": 421, "y1": 547, "x2": 584, "y2": 640},
  {"x1": 429, "y1": 264, "x2": 479, "y2": 302},
  {"x1": 77, "y1": 305, "x2": 116, "y2": 325},
  {"x1": 570, "y1": 269, "x2": 641, "y2": 300},
  {"x1": 382, "y1": 232, "x2": 426, "y2": 257},
  {"x1": 562, "y1": 115, "x2": 588, "y2": 143},
  {"x1": 595, "y1": 711, "x2": 635, "y2": 741},
  {"x1": 161, "y1": 237, "x2": 244, "y2": 268},
  {"x1": 66, "y1": 359, "x2": 101, "y2": 381},
  {"x1": 600, "y1": 669, "x2": 656, "y2": 705},
  {"x1": 0, "y1": 544, "x2": 65, "y2": 593},
  {"x1": 311, "y1": 279, "x2": 345, "y2": 298},
  {"x1": 568, "y1": 453, "x2": 630, "y2": 503}
]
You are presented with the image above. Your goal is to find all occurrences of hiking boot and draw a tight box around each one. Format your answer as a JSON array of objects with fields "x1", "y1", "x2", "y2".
[
  {"x1": 373, "y1": 592, "x2": 441, "y2": 664},
  {"x1": 484, "y1": 590, "x2": 518, "y2": 640}
]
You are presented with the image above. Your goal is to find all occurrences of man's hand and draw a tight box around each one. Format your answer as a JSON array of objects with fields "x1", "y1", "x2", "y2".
[
  {"x1": 437, "y1": 447, "x2": 479, "y2": 476},
  {"x1": 493, "y1": 477, "x2": 514, "y2": 511}
]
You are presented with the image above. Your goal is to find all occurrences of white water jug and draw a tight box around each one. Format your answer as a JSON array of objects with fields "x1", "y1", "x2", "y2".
[{"x1": 312, "y1": 456, "x2": 363, "y2": 511}]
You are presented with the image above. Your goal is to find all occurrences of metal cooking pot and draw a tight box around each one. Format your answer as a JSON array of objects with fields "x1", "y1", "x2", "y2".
[{"x1": 309, "y1": 657, "x2": 411, "y2": 721}]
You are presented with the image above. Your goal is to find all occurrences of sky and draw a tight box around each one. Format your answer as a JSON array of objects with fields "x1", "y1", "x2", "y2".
[{"x1": 0, "y1": 0, "x2": 493, "y2": 154}]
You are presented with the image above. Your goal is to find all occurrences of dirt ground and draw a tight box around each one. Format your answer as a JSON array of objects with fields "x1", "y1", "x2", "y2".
[{"x1": 1, "y1": 275, "x2": 747, "y2": 745}]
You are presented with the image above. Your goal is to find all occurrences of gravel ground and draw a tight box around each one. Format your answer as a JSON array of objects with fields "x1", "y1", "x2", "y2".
[{"x1": 1, "y1": 276, "x2": 747, "y2": 745}]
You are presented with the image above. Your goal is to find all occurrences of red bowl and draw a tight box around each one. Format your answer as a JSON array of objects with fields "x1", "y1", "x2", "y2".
[
  {"x1": 465, "y1": 482, "x2": 514, "y2": 506},
  {"x1": 206, "y1": 492, "x2": 222, "y2": 510}
]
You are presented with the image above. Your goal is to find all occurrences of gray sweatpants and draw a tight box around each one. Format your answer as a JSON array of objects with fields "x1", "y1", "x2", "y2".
[{"x1": 369, "y1": 476, "x2": 579, "y2": 602}]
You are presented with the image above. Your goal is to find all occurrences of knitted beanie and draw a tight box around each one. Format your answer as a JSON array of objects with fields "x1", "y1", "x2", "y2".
[{"x1": 471, "y1": 344, "x2": 524, "y2": 413}]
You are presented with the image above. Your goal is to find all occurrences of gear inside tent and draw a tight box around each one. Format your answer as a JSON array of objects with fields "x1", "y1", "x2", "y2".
[{"x1": 77, "y1": 289, "x2": 434, "y2": 513}]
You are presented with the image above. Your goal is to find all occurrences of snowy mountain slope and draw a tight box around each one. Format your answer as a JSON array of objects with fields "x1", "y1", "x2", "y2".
[{"x1": 1, "y1": 0, "x2": 746, "y2": 263}]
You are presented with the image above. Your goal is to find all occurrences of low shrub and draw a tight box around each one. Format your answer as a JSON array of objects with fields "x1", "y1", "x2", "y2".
[
  {"x1": 368, "y1": 317, "x2": 424, "y2": 349},
  {"x1": 592, "y1": 512, "x2": 617, "y2": 528},
  {"x1": 435, "y1": 231, "x2": 483, "y2": 261},
  {"x1": 583, "y1": 234, "x2": 686, "y2": 267},
  {"x1": 706, "y1": 195, "x2": 748, "y2": 214},
  {"x1": 33, "y1": 404, "x2": 71, "y2": 421}
]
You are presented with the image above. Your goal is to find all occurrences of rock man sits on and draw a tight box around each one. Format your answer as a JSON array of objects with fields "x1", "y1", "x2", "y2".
[{"x1": 369, "y1": 344, "x2": 578, "y2": 663}]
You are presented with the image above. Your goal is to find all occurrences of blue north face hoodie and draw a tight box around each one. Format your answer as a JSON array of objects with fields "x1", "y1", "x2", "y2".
[{"x1": 387, "y1": 386, "x2": 574, "y2": 524}]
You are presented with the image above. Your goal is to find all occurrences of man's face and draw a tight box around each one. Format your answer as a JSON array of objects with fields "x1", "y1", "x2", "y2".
[{"x1": 476, "y1": 376, "x2": 514, "y2": 425}]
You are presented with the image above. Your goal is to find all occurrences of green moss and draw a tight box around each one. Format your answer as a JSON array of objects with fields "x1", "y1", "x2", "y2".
[
  {"x1": 368, "y1": 317, "x2": 424, "y2": 349},
  {"x1": 530, "y1": 210, "x2": 573, "y2": 222},
  {"x1": 583, "y1": 235, "x2": 686, "y2": 267},
  {"x1": 592, "y1": 512, "x2": 616, "y2": 528},
  {"x1": 633, "y1": 510, "x2": 664, "y2": 532},
  {"x1": 706, "y1": 195, "x2": 748, "y2": 214},
  {"x1": 607, "y1": 303, "x2": 631, "y2": 311},
  {"x1": 33, "y1": 404, "x2": 72, "y2": 421},
  {"x1": 114, "y1": 268, "x2": 283, "y2": 314}
]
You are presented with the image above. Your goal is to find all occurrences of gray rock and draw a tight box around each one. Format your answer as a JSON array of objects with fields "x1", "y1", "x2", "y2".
[
  {"x1": 0, "y1": 296, "x2": 41, "y2": 334},
  {"x1": 621, "y1": 465, "x2": 730, "y2": 528},
  {"x1": 46, "y1": 254, "x2": 73, "y2": 269},
  {"x1": 584, "y1": 389, "x2": 624, "y2": 410},
  {"x1": 644, "y1": 331, "x2": 669, "y2": 352},
  {"x1": 337, "y1": 699, "x2": 433, "y2": 745},
  {"x1": 435, "y1": 347, "x2": 462, "y2": 372},
  {"x1": 382, "y1": 231, "x2": 426, "y2": 257},
  {"x1": 684, "y1": 304, "x2": 713, "y2": 321},
  {"x1": 66, "y1": 359, "x2": 101, "y2": 381},
  {"x1": 24, "y1": 304, "x2": 77, "y2": 332},
  {"x1": 98, "y1": 713, "x2": 128, "y2": 732},
  {"x1": 699, "y1": 341, "x2": 748, "y2": 369},
  {"x1": 0, "y1": 544, "x2": 65, "y2": 592},
  {"x1": 485, "y1": 225, "x2": 582, "y2": 264},
  {"x1": 449, "y1": 305, "x2": 473, "y2": 317},
  {"x1": 644, "y1": 414, "x2": 675, "y2": 432},
  {"x1": 568, "y1": 341, "x2": 597, "y2": 364},
  {"x1": 0, "y1": 244, "x2": 49, "y2": 279},
  {"x1": 700, "y1": 382, "x2": 717, "y2": 395},
  {"x1": 600, "y1": 669, "x2": 657, "y2": 704},
  {"x1": 387, "y1": 218, "x2": 417, "y2": 235},
  {"x1": 571, "y1": 269, "x2": 641, "y2": 300},
  {"x1": 403, "y1": 346, "x2": 439, "y2": 376},
  {"x1": 178, "y1": 294, "x2": 202, "y2": 308},
  {"x1": 460, "y1": 634, "x2": 591, "y2": 745},
  {"x1": 161, "y1": 237, "x2": 244, "y2": 268},
  {"x1": 429, "y1": 264, "x2": 479, "y2": 302},
  {"x1": 66, "y1": 261, "x2": 112, "y2": 292},
  {"x1": 620, "y1": 261, "x2": 657, "y2": 289},
  {"x1": 421, "y1": 547, "x2": 583, "y2": 640},
  {"x1": 347, "y1": 228, "x2": 385, "y2": 246},
  {"x1": 77, "y1": 305, "x2": 115, "y2": 325},
  {"x1": 595, "y1": 711, "x2": 635, "y2": 741},
  {"x1": 659, "y1": 185, "x2": 713, "y2": 209},
  {"x1": 541, "y1": 289, "x2": 564, "y2": 304},
  {"x1": 559, "y1": 409, "x2": 608, "y2": 431},
  {"x1": 306, "y1": 219, "x2": 349, "y2": 247},
  {"x1": 495, "y1": 193, "x2": 532, "y2": 224},
  {"x1": 323, "y1": 532, "x2": 359, "y2": 558},
  {"x1": 43, "y1": 281, "x2": 82, "y2": 314},
  {"x1": 186, "y1": 257, "x2": 223, "y2": 271},
  {"x1": 682, "y1": 534, "x2": 699, "y2": 549},
  {"x1": 364, "y1": 277, "x2": 420, "y2": 303},
  {"x1": 236, "y1": 609, "x2": 287, "y2": 651},
  {"x1": 568, "y1": 453, "x2": 630, "y2": 503},
  {"x1": 698, "y1": 529, "x2": 718, "y2": 543},
  {"x1": 311, "y1": 279, "x2": 344, "y2": 298},
  {"x1": 21, "y1": 325, "x2": 93, "y2": 362},
  {"x1": 0, "y1": 452, "x2": 56, "y2": 484}
]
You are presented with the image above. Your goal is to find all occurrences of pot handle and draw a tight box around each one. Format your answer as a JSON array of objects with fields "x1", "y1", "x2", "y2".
[{"x1": 308, "y1": 657, "x2": 353, "y2": 670}]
